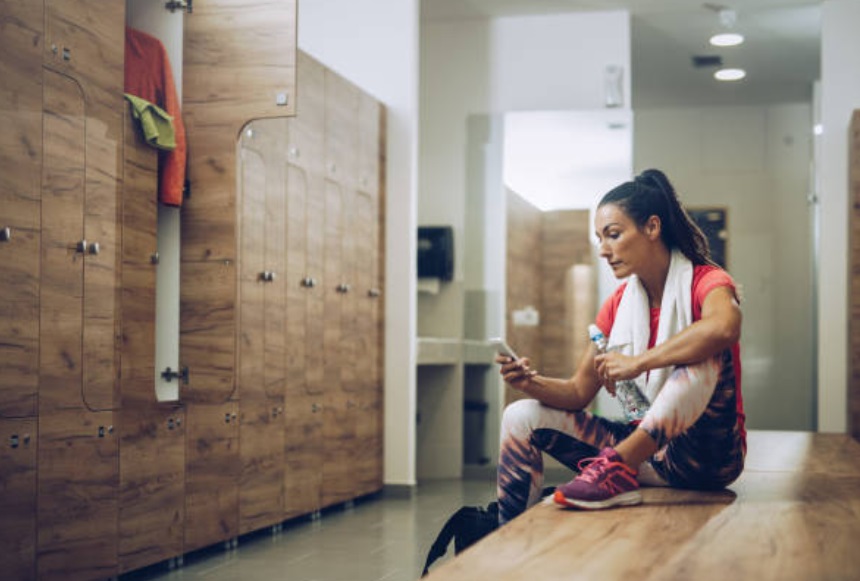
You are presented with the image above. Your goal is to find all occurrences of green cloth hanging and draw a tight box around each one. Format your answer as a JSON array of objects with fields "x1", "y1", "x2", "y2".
[{"x1": 124, "y1": 93, "x2": 177, "y2": 151}]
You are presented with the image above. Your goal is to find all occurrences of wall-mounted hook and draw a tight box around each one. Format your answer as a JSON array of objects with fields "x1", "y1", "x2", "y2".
[
  {"x1": 165, "y1": 0, "x2": 192, "y2": 13},
  {"x1": 161, "y1": 366, "x2": 189, "y2": 384}
]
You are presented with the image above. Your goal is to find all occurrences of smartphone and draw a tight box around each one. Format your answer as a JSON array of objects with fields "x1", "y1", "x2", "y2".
[{"x1": 488, "y1": 337, "x2": 520, "y2": 361}]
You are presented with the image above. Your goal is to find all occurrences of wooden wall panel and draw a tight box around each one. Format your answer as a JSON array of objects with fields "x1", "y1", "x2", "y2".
[
  {"x1": 540, "y1": 209, "x2": 592, "y2": 379},
  {"x1": 505, "y1": 190, "x2": 543, "y2": 406},
  {"x1": 0, "y1": 0, "x2": 43, "y2": 419},
  {"x1": 0, "y1": 418, "x2": 37, "y2": 581},
  {"x1": 504, "y1": 200, "x2": 594, "y2": 405},
  {"x1": 850, "y1": 110, "x2": 860, "y2": 442}
]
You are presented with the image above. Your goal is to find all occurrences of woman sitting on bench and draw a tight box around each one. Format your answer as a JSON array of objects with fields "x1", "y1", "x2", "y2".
[{"x1": 496, "y1": 168, "x2": 746, "y2": 524}]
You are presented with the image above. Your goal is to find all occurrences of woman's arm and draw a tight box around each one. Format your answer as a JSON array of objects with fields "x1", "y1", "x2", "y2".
[
  {"x1": 498, "y1": 343, "x2": 603, "y2": 411},
  {"x1": 595, "y1": 285, "x2": 741, "y2": 381}
]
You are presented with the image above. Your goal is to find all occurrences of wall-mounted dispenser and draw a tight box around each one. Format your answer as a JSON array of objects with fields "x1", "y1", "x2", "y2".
[{"x1": 417, "y1": 226, "x2": 454, "y2": 281}]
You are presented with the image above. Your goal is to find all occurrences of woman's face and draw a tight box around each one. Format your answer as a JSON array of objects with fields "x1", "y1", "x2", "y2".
[{"x1": 594, "y1": 203, "x2": 660, "y2": 279}]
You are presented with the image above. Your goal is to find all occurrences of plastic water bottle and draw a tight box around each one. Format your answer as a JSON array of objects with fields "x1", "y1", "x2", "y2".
[{"x1": 588, "y1": 324, "x2": 650, "y2": 422}]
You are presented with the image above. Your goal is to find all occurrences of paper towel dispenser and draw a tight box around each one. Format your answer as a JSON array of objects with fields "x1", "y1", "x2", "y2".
[{"x1": 417, "y1": 226, "x2": 454, "y2": 281}]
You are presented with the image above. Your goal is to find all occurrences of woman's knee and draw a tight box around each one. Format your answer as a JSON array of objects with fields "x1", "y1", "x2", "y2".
[{"x1": 501, "y1": 398, "x2": 543, "y2": 438}]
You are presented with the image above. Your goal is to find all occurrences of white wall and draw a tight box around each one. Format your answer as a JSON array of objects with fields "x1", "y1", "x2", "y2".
[
  {"x1": 298, "y1": 0, "x2": 420, "y2": 485},
  {"x1": 490, "y1": 12, "x2": 631, "y2": 113},
  {"x1": 635, "y1": 104, "x2": 815, "y2": 430},
  {"x1": 818, "y1": 0, "x2": 860, "y2": 432}
]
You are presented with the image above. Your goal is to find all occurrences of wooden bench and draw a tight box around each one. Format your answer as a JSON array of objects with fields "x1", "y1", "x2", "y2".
[{"x1": 426, "y1": 431, "x2": 860, "y2": 580}]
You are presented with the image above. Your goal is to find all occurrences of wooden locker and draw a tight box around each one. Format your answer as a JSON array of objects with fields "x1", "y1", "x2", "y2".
[
  {"x1": 354, "y1": 94, "x2": 385, "y2": 497},
  {"x1": 39, "y1": 65, "x2": 122, "y2": 581},
  {"x1": 44, "y1": 0, "x2": 125, "y2": 413},
  {"x1": 320, "y1": 70, "x2": 362, "y2": 508},
  {"x1": 284, "y1": 52, "x2": 327, "y2": 520},
  {"x1": 181, "y1": 0, "x2": 298, "y2": 403},
  {"x1": 118, "y1": 107, "x2": 185, "y2": 573},
  {"x1": 182, "y1": 0, "x2": 297, "y2": 546},
  {"x1": 0, "y1": 418, "x2": 37, "y2": 581},
  {"x1": 184, "y1": 401, "x2": 240, "y2": 553},
  {"x1": 0, "y1": 0, "x2": 42, "y2": 420},
  {"x1": 237, "y1": 120, "x2": 286, "y2": 534},
  {"x1": 37, "y1": 409, "x2": 119, "y2": 581}
]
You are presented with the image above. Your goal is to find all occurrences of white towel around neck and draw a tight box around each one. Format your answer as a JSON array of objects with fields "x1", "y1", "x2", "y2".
[{"x1": 607, "y1": 249, "x2": 693, "y2": 402}]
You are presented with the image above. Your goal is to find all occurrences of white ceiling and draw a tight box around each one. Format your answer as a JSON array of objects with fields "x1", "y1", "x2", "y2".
[{"x1": 421, "y1": 0, "x2": 821, "y2": 107}]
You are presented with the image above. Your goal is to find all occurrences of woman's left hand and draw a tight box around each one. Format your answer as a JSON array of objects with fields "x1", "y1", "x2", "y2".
[{"x1": 594, "y1": 351, "x2": 643, "y2": 383}]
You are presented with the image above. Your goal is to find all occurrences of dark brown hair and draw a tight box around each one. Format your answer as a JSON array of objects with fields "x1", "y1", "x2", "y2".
[{"x1": 599, "y1": 169, "x2": 716, "y2": 266}]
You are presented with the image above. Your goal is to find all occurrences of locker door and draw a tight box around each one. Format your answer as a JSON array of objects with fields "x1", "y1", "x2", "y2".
[
  {"x1": 38, "y1": 409, "x2": 118, "y2": 581},
  {"x1": 0, "y1": 0, "x2": 42, "y2": 420},
  {"x1": 184, "y1": 402, "x2": 240, "y2": 553},
  {"x1": 355, "y1": 95, "x2": 384, "y2": 495},
  {"x1": 39, "y1": 67, "x2": 120, "y2": 581},
  {"x1": 0, "y1": 418, "x2": 37, "y2": 581},
  {"x1": 284, "y1": 52, "x2": 325, "y2": 519},
  {"x1": 320, "y1": 71, "x2": 360, "y2": 507},
  {"x1": 45, "y1": 0, "x2": 124, "y2": 412},
  {"x1": 238, "y1": 120, "x2": 285, "y2": 534},
  {"x1": 118, "y1": 108, "x2": 185, "y2": 573},
  {"x1": 40, "y1": 70, "x2": 85, "y2": 413}
]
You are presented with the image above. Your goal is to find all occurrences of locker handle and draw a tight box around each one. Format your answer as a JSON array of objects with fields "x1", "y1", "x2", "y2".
[
  {"x1": 301, "y1": 277, "x2": 317, "y2": 288},
  {"x1": 368, "y1": 288, "x2": 381, "y2": 298},
  {"x1": 88, "y1": 241, "x2": 100, "y2": 255},
  {"x1": 0, "y1": 227, "x2": 10, "y2": 241},
  {"x1": 336, "y1": 283, "x2": 351, "y2": 294},
  {"x1": 76, "y1": 239, "x2": 88, "y2": 253}
]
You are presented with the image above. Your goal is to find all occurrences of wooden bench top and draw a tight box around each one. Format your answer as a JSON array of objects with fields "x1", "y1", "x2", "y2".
[{"x1": 427, "y1": 431, "x2": 860, "y2": 580}]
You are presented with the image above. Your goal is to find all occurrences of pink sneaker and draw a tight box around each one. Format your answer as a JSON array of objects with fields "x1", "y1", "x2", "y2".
[{"x1": 553, "y1": 448, "x2": 641, "y2": 510}]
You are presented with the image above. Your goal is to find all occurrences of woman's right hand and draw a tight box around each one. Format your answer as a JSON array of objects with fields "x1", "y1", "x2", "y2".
[{"x1": 496, "y1": 354, "x2": 537, "y2": 391}]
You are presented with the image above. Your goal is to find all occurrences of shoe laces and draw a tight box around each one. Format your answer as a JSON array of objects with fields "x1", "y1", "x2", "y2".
[{"x1": 576, "y1": 456, "x2": 612, "y2": 484}]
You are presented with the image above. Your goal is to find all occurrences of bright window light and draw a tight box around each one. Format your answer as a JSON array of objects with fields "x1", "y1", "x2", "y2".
[
  {"x1": 710, "y1": 33, "x2": 744, "y2": 47},
  {"x1": 714, "y1": 68, "x2": 746, "y2": 81}
]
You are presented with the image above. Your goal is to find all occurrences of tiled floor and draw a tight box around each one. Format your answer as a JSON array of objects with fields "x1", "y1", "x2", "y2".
[{"x1": 121, "y1": 478, "x2": 498, "y2": 581}]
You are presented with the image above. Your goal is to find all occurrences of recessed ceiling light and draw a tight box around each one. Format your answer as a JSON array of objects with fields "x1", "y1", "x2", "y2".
[
  {"x1": 714, "y1": 68, "x2": 746, "y2": 81},
  {"x1": 710, "y1": 33, "x2": 744, "y2": 47}
]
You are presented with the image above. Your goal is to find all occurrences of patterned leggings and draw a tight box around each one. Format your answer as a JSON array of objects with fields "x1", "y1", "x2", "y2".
[{"x1": 497, "y1": 349, "x2": 745, "y2": 524}]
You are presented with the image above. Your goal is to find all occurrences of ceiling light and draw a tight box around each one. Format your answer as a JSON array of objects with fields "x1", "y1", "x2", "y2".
[
  {"x1": 714, "y1": 68, "x2": 746, "y2": 81},
  {"x1": 710, "y1": 33, "x2": 744, "y2": 47}
]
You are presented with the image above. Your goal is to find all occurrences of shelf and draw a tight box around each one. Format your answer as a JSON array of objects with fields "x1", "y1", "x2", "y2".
[{"x1": 416, "y1": 337, "x2": 461, "y2": 365}]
